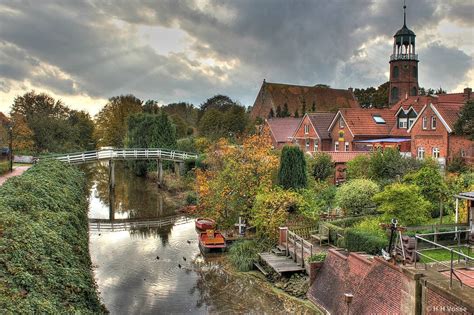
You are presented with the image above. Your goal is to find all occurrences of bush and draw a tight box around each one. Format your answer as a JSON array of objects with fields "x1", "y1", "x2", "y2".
[
  {"x1": 0, "y1": 160, "x2": 105, "y2": 313},
  {"x1": 345, "y1": 229, "x2": 388, "y2": 255},
  {"x1": 335, "y1": 179, "x2": 379, "y2": 215},
  {"x1": 186, "y1": 192, "x2": 197, "y2": 205},
  {"x1": 308, "y1": 253, "x2": 327, "y2": 263},
  {"x1": 0, "y1": 160, "x2": 9, "y2": 175},
  {"x1": 228, "y1": 240, "x2": 260, "y2": 272},
  {"x1": 353, "y1": 216, "x2": 386, "y2": 238},
  {"x1": 346, "y1": 154, "x2": 371, "y2": 180},
  {"x1": 278, "y1": 145, "x2": 307, "y2": 189},
  {"x1": 310, "y1": 153, "x2": 334, "y2": 181},
  {"x1": 373, "y1": 183, "x2": 431, "y2": 226}
]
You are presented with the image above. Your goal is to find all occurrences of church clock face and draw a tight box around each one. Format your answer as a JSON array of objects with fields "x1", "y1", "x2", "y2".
[{"x1": 403, "y1": 64, "x2": 409, "y2": 70}]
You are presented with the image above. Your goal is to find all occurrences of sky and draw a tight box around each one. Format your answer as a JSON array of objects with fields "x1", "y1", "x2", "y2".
[{"x1": 0, "y1": 0, "x2": 473, "y2": 115}]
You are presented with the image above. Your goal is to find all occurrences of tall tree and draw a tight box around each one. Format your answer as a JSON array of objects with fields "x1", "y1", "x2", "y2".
[
  {"x1": 268, "y1": 108, "x2": 274, "y2": 118},
  {"x1": 278, "y1": 145, "x2": 307, "y2": 189},
  {"x1": 94, "y1": 95, "x2": 143, "y2": 147},
  {"x1": 282, "y1": 103, "x2": 290, "y2": 117},
  {"x1": 354, "y1": 81, "x2": 389, "y2": 108},
  {"x1": 68, "y1": 110, "x2": 96, "y2": 150},
  {"x1": 125, "y1": 111, "x2": 177, "y2": 176},
  {"x1": 454, "y1": 100, "x2": 474, "y2": 140},
  {"x1": 276, "y1": 105, "x2": 282, "y2": 117}
]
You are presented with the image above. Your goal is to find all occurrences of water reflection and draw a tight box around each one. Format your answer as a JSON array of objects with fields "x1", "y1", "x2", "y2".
[{"x1": 85, "y1": 162, "x2": 313, "y2": 314}]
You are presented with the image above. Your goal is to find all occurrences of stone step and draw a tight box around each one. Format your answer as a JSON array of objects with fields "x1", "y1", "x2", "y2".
[{"x1": 272, "y1": 248, "x2": 286, "y2": 256}]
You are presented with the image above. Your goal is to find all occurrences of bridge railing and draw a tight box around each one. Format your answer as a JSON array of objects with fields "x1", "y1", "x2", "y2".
[{"x1": 39, "y1": 148, "x2": 199, "y2": 164}]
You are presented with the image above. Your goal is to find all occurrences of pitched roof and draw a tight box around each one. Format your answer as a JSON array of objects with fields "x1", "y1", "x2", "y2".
[
  {"x1": 265, "y1": 117, "x2": 301, "y2": 143},
  {"x1": 390, "y1": 96, "x2": 435, "y2": 115},
  {"x1": 307, "y1": 112, "x2": 336, "y2": 140},
  {"x1": 251, "y1": 81, "x2": 359, "y2": 119},
  {"x1": 433, "y1": 103, "x2": 463, "y2": 131},
  {"x1": 330, "y1": 108, "x2": 396, "y2": 137}
]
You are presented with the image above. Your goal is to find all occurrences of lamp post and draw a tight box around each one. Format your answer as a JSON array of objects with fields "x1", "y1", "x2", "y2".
[{"x1": 8, "y1": 125, "x2": 13, "y2": 173}]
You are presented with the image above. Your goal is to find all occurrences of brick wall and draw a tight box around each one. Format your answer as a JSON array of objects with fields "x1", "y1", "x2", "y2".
[
  {"x1": 426, "y1": 288, "x2": 471, "y2": 315},
  {"x1": 294, "y1": 115, "x2": 320, "y2": 153},
  {"x1": 389, "y1": 59, "x2": 419, "y2": 104},
  {"x1": 449, "y1": 135, "x2": 474, "y2": 161},
  {"x1": 330, "y1": 115, "x2": 354, "y2": 151},
  {"x1": 410, "y1": 106, "x2": 449, "y2": 158}
]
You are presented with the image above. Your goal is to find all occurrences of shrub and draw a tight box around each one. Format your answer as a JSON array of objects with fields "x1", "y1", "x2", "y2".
[
  {"x1": 0, "y1": 160, "x2": 9, "y2": 175},
  {"x1": 228, "y1": 240, "x2": 260, "y2": 272},
  {"x1": 373, "y1": 183, "x2": 431, "y2": 226},
  {"x1": 308, "y1": 253, "x2": 327, "y2": 263},
  {"x1": 176, "y1": 137, "x2": 197, "y2": 153},
  {"x1": 345, "y1": 229, "x2": 388, "y2": 255},
  {"x1": 278, "y1": 145, "x2": 307, "y2": 189},
  {"x1": 353, "y1": 216, "x2": 386, "y2": 238},
  {"x1": 335, "y1": 179, "x2": 379, "y2": 215},
  {"x1": 186, "y1": 192, "x2": 197, "y2": 205},
  {"x1": 346, "y1": 154, "x2": 371, "y2": 180},
  {"x1": 0, "y1": 160, "x2": 105, "y2": 313},
  {"x1": 310, "y1": 153, "x2": 334, "y2": 181},
  {"x1": 369, "y1": 148, "x2": 421, "y2": 184}
]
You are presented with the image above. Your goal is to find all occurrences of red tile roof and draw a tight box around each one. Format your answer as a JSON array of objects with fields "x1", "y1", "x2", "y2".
[
  {"x1": 433, "y1": 103, "x2": 463, "y2": 131},
  {"x1": 265, "y1": 117, "x2": 301, "y2": 143},
  {"x1": 335, "y1": 108, "x2": 396, "y2": 136},
  {"x1": 307, "y1": 112, "x2": 336, "y2": 140},
  {"x1": 0, "y1": 112, "x2": 9, "y2": 126},
  {"x1": 251, "y1": 81, "x2": 359, "y2": 119},
  {"x1": 323, "y1": 151, "x2": 370, "y2": 163}
]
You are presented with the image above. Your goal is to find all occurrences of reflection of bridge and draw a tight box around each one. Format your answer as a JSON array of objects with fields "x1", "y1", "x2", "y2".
[
  {"x1": 42, "y1": 148, "x2": 199, "y2": 186},
  {"x1": 89, "y1": 215, "x2": 192, "y2": 232}
]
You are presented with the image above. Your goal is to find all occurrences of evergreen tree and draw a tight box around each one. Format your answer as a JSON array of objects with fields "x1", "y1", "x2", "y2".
[
  {"x1": 276, "y1": 105, "x2": 282, "y2": 117},
  {"x1": 282, "y1": 103, "x2": 289, "y2": 117},
  {"x1": 294, "y1": 110, "x2": 299, "y2": 118},
  {"x1": 302, "y1": 99, "x2": 307, "y2": 114},
  {"x1": 454, "y1": 100, "x2": 474, "y2": 140},
  {"x1": 311, "y1": 101, "x2": 316, "y2": 112},
  {"x1": 278, "y1": 145, "x2": 307, "y2": 189},
  {"x1": 268, "y1": 108, "x2": 274, "y2": 118}
]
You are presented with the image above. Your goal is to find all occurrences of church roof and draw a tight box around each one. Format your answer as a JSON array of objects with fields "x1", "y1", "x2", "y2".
[
  {"x1": 250, "y1": 81, "x2": 359, "y2": 119},
  {"x1": 395, "y1": 25, "x2": 415, "y2": 37}
]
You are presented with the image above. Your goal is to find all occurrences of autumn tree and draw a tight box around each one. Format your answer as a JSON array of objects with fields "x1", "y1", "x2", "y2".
[
  {"x1": 94, "y1": 94, "x2": 143, "y2": 147},
  {"x1": 354, "y1": 81, "x2": 389, "y2": 108}
]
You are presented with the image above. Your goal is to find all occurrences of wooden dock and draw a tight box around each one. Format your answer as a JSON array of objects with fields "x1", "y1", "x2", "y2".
[{"x1": 259, "y1": 252, "x2": 305, "y2": 274}]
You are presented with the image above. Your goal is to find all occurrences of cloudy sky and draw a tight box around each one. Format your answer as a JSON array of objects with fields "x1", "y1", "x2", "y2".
[{"x1": 0, "y1": 0, "x2": 473, "y2": 115}]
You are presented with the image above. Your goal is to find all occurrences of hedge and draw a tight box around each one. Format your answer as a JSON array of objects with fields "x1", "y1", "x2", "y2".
[
  {"x1": 345, "y1": 229, "x2": 388, "y2": 255},
  {"x1": 0, "y1": 160, "x2": 106, "y2": 313}
]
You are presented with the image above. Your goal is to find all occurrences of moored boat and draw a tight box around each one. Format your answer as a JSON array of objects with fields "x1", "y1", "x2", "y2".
[
  {"x1": 198, "y1": 230, "x2": 226, "y2": 254},
  {"x1": 195, "y1": 217, "x2": 216, "y2": 231}
]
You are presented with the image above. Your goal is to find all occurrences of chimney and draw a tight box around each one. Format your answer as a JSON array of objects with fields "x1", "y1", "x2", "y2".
[{"x1": 464, "y1": 87, "x2": 472, "y2": 100}]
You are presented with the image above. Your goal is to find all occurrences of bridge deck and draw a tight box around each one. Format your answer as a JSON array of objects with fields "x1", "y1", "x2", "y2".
[{"x1": 259, "y1": 252, "x2": 305, "y2": 274}]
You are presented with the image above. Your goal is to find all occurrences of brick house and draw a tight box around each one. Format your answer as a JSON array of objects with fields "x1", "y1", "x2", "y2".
[
  {"x1": 407, "y1": 97, "x2": 473, "y2": 166},
  {"x1": 263, "y1": 117, "x2": 300, "y2": 149},
  {"x1": 293, "y1": 112, "x2": 335, "y2": 153}
]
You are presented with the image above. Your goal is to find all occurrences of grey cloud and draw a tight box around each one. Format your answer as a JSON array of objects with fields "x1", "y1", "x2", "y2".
[{"x1": 0, "y1": 0, "x2": 472, "y2": 109}]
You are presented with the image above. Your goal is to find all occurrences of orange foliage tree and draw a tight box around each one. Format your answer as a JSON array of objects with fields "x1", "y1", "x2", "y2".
[{"x1": 195, "y1": 131, "x2": 278, "y2": 228}]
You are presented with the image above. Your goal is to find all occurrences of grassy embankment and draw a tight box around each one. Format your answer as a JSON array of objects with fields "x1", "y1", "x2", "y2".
[{"x1": 0, "y1": 160, "x2": 106, "y2": 313}]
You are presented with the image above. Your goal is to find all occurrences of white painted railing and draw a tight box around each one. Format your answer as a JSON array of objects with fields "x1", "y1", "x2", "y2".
[{"x1": 40, "y1": 148, "x2": 199, "y2": 164}]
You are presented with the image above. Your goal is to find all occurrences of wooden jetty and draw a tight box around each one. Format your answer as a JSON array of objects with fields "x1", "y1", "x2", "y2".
[{"x1": 259, "y1": 252, "x2": 305, "y2": 275}]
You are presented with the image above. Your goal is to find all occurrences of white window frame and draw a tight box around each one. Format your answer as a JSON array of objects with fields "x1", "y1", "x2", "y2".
[
  {"x1": 344, "y1": 142, "x2": 349, "y2": 152},
  {"x1": 417, "y1": 147, "x2": 425, "y2": 159},
  {"x1": 314, "y1": 140, "x2": 319, "y2": 152},
  {"x1": 335, "y1": 142, "x2": 339, "y2": 152},
  {"x1": 305, "y1": 139, "x2": 310, "y2": 150},
  {"x1": 304, "y1": 124, "x2": 309, "y2": 135},
  {"x1": 339, "y1": 117, "x2": 345, "y2": 128},
  {"x1": 431, "y1": 116, "x2": 437, "y2": 130},
  {"x1": 422, "y1": 117, "x2": 427, "y2": 130},
  {"x1": 398, "y1": 118, "x2": 408, "y2": 129},
  {"x1": 461, "y1": 149, "x2": 465, "y2": 157},
  {"x1": 408, "y1": 118, "x2": 416, "y2": 128},
  {"x1": 432, "y1": 147, "x2": 440, "y2": 159}
]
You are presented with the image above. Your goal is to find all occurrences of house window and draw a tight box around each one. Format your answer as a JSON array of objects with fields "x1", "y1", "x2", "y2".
[
  {"x1": 314, "y1": 141, "x2": 319, "y2": 152},
  {"x1": 417, "y1": 147, "x2": 425, "y2": 159},
  {"x1": 461, "y1": 149, "x2": 465, "y2": 157},
  {"x1": 398, "y1": 118, "x2": 408, "y2": 129},
  {"x1": 344, "y1": 142, "x2": 349, "y2": 151},
  {"x1": 304, "y1": 124, "x2": 309, "y2": 134},
  {"x1": 432, "y1": 147, "x2": 440, "y2": 159},
  {"x1": 431, "y1": 116, "x2": 437, "y2": 129},
  {"x1": 408, "y1": 118, "x2": 416, "y2": 128},
  {"x1": 305, "y1": 139, "x2": 310, "y2": 150},
  {"x1": 335, "y1": 142, "x2": 339, "y2": 151},
  {"x1": 373, "y1": 115, "x2": 386, "y2": 124},
  {"x1": 339, "y1": 117, "x2": 345, "y2": 128},
  {"x1": 422, "y1": 117, "x2": 427, "y2": 130}
]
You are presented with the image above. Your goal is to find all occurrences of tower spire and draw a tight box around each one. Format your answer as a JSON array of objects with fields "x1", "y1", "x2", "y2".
[{"x1": 403, "y1": 0, "x2": 407, "y2": 26}]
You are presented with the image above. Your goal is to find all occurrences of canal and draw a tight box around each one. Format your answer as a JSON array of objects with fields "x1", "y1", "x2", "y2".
[{"x1": 84, "y1": 162, "x2": 315, "y2": 314}]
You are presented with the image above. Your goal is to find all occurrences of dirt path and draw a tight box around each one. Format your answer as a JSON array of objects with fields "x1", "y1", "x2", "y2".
[{"x1": 0, "y1": 166, "x2": 31, "y2": 186}]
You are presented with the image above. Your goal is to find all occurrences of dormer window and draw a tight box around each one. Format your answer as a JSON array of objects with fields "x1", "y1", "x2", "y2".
[
  {"x1": 431, "y1": 116, "x2": 437, "y2": 129},
  {"x1": 339, "y1": 117, "x2": 345, "y2": 128},
  {"x1": 422, "y1": 117, "x2": 427, "y2": 129},
  {"x1": 373, "y1": 115, "x2": 386, "y2": 124},
  {"x1": 398, "y1": 118, "x2": 408, "y2": 129},
  {"x1": 408, "y1": 117, "x2": 416, "y2": 128},
  {"x1": 304, "y1": 124, "x2": 309, "y2": 134}
]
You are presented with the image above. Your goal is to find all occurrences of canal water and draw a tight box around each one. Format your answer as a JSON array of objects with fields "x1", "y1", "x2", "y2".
[{"x1": 84, "y1": 162, "x2": 314, "y2": 314}]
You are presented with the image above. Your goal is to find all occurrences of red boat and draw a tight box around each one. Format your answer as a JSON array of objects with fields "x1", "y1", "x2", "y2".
[
  {"x1": 195, "y1": 217, "x2": 216, "y2": 231},
  {"x1": 199, "y1": 230, "x2": 226, "y2": 253}
]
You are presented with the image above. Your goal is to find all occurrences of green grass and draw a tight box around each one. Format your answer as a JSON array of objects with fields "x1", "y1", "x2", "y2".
[{"x1": 419, "y1": 247, "x2": 474, "y2": 263}]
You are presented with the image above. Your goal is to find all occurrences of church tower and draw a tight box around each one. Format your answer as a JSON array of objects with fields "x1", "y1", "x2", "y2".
[{"x1": 389, "y1": 3, "x2": 419, "y2": 105}]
